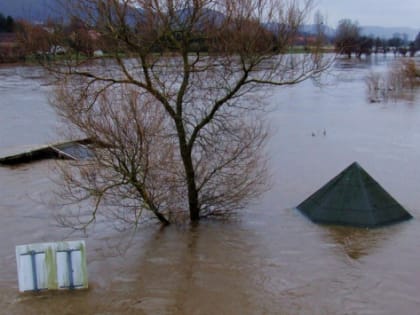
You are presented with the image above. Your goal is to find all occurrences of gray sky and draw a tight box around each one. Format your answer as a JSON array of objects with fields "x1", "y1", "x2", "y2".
[{"x1": 317, "y1": 0, "x2": 420, "y2": 28}]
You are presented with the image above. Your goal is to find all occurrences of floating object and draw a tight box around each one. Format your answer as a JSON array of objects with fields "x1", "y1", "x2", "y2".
[
  {"x1": 15, "y1": 240, "x2": 88, "y2": 292},
  {"x1": 0, "y1": 139, "x2": 93, "y2": 165},
  {"x1": 297, "y1": 162, "x2": 413, "y2": 228}
]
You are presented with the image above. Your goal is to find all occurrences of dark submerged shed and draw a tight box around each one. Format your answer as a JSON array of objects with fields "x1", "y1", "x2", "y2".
[
  {"x1": 297, "y1": 162, "x2": 412, "y2": 228},
  {"x1": 0, "y1": 139, "x2": 93, "y2": 166}
]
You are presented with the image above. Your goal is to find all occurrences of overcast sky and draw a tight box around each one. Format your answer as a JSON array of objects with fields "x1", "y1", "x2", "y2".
[{"x1": 317, "y1": 0, "x2": 420, "y2": 29}]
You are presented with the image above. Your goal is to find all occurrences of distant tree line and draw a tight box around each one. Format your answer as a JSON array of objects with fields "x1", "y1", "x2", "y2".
[
  {"x1": 3, "y1": 10, "x2": 420, "y2": 63},
  {"x1": 13, "y1": 12, "x2": 321, "y2": 60},
  {"x1": 0, "y1": 12, "x2": 15, "y2": 32},
  {"x1": 334, "y1": 19, "x2": 420, "y2": 58}
]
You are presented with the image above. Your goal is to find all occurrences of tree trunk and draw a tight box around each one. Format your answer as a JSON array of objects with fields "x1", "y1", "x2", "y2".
[
  {"x1": 175, "y1": 117, "x2": 200, "y2": 222},
  {"x1": 187, "y1": 170, "x2": 200, "y2": 221},
  {"x1": 154, "y1": 210, "x2": 171, "y2": 225},
  {"x1": 182, "y1": 147, "x2": 200, "y2": 221}
]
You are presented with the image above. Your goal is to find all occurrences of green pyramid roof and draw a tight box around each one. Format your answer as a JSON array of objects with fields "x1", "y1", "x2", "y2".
[{"x1": 297, "y1": 162, "x2": 412, "y2": 227}]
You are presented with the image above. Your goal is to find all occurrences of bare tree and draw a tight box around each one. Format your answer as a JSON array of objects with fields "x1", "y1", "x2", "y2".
[
  {"x1": 47, "y1": 0, "x2": 328, "y2": 229},
  {"x1": 334, "y1": 19, "x2": 360, "y2": 58}
]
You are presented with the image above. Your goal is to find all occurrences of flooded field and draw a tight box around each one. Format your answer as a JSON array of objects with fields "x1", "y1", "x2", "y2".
[{"x1": 1, "y1": 55, "x2": 420, "y2": 314}]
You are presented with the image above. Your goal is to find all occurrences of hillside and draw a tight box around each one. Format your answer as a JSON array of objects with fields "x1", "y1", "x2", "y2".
[
  {"x1": 361, "y1": 26, "x2": 419, "y2": 41},
  {"x1": 0, "y1": 0, "x2": 62, "y2": 22}
]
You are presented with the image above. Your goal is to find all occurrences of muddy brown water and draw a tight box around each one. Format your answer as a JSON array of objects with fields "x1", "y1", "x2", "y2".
[{"x1": 1, "y1": 56, "x2": 420, "y2": 314}]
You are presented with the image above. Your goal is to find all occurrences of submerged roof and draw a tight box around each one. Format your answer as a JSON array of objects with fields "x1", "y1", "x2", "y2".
[
  {"x1": 0, "y1": 139, "x2": 93, "y2": 165},
  {"x1": 297, "y1": 162, "x2": 412, "y2": 228}
]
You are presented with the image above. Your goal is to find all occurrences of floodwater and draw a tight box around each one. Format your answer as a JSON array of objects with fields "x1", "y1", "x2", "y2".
[{"x1": 1, "y1": 55, "x2": 420, "y2": 314}]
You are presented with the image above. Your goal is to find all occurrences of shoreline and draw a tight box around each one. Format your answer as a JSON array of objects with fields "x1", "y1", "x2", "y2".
[{"x1": 0, "y1": 60, "x2": 38, "y2": 68}]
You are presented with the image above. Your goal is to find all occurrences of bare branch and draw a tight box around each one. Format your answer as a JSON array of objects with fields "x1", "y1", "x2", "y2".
[{"x1": 45, "y1": 0, "x2": 328, "y2": 229}]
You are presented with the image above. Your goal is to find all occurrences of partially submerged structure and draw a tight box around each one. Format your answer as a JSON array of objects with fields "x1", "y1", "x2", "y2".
[
  {"x1": 297, "y1": 162, "x2": 413, "y2": 228},
  {"x1": 16, "y1": 240, "x2": 88, "y2": 292},
  {"x1": 0, "y1": 139, "x2": 93, "y2": 165}
]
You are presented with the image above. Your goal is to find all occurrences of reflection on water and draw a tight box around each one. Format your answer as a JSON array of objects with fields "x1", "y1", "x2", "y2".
[
  {"x1": 323, "y1": 226, "x2": 388, "y2": 260},
  {"x1": 1, "y1": 56, "x2": 420, "y2": 314}
]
